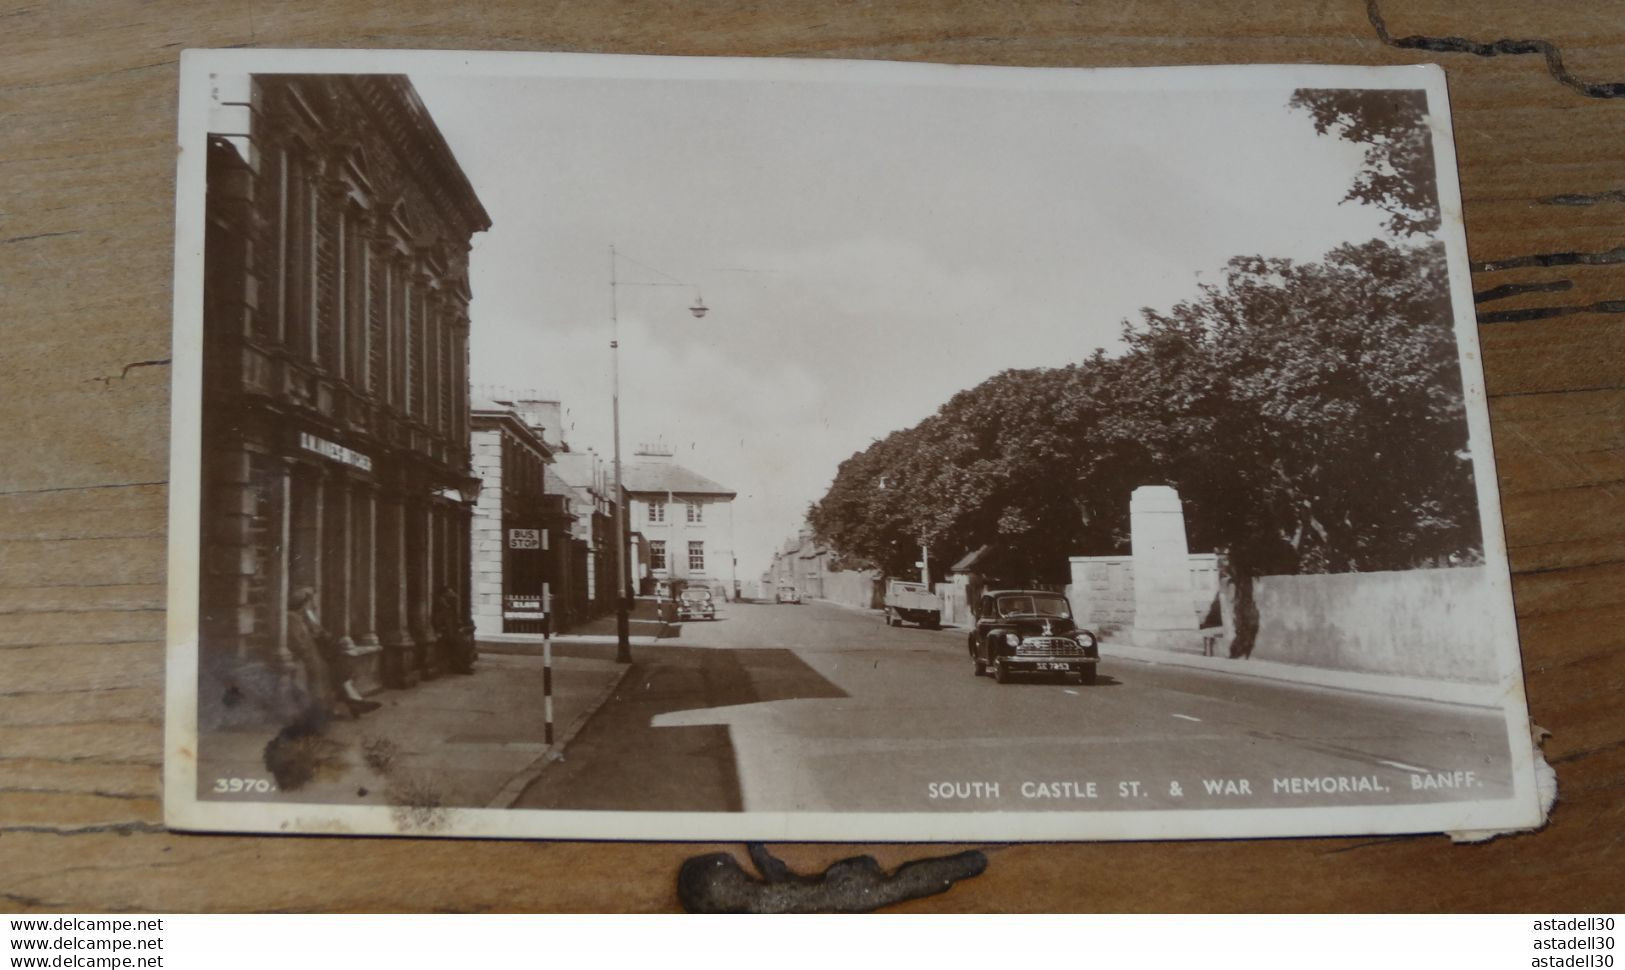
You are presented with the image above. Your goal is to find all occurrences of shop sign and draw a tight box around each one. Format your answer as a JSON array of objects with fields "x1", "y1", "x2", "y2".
[
  {"x1": 298, "y1": 431, "x2": 373, "y2": 472},
  {"x1": 503, "y1": 595, "x2": 546, "y2": 620}
]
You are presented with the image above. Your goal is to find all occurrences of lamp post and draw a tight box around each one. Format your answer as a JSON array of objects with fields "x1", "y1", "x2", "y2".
[{"x1": 608, "y1": 244, "x2": 708, "y2": 663}]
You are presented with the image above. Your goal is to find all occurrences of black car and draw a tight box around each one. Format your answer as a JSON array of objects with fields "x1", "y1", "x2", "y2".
[
  {"x1": 677, "y1": 587, "x2": 717, "y2": 621},
  {"x1": 968, "y1": 589, "x2": 1099, "y2": 685}
]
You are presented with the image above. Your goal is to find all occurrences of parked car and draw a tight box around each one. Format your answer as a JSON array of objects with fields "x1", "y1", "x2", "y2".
[
  {"x1": 677, "y1": 587, "x2": 717, "y2": 621},
  {"x1": 968, "y1": 589, "x2": 1099, "y2": 685},
  {"x1": 775, "y1": 585, "x2": 801, "y2": 604}
]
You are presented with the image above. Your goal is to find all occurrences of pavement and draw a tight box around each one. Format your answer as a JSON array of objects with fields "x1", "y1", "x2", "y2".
[
  {"x1": 196, "y1": 644, "x2": 628, "y2": 811},
  {"x1": 1099, "y1": 638, "x2": 1506, "y2": 708}
]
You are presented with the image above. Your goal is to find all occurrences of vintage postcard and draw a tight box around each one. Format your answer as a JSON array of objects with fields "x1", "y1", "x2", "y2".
[{"x1": 165, "y1": 49, "x2": 1544, "y2": 840}]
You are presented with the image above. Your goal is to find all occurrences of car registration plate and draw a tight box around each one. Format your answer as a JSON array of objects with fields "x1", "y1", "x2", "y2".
[{"x1": 1035, "y1": 662, "x2": 1070, "y2": 671}]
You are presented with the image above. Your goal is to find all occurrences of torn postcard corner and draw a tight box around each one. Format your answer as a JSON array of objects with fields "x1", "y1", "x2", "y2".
[{"x1": 1449, "y1": 722, "x2": 1557, "y2": 844}]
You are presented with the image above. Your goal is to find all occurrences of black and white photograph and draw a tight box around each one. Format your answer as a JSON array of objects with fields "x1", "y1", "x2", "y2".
[{"x1": 165, "y1": 49, "x2": 1544, "y2": 841}]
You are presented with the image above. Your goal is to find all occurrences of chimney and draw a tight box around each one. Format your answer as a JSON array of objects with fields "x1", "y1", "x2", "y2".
[
  {"x1": 515, "y1": 399, "x2": 566, "y2": 450},
  {"x1": 633, "y1": 437, "x2": 674, "y2": 463}
]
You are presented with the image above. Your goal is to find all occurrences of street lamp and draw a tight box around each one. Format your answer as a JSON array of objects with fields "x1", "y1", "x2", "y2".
[{"x1": 607, "y1": 244, "x2": 708, "y2": 663}]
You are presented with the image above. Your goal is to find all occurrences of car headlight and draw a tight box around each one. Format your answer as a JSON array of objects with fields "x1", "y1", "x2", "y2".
[
  {"x1": 1075, "y1": 631, "x2": 1097, "y2": 648},
  {"x1": 1004, "y1": 632, "x2": 1021, "y2": 647}
]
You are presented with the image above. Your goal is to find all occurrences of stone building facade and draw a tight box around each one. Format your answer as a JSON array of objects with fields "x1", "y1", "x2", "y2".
[
  {"x1": 622, "y1": 445, "x2": 737, "y2": 598},
  {"x1": 469, "y1": 406, "x2": 572, "y2": 636},
  {"x1": 550, "y1": 450, "x2": 620, "y2": 625},
  {"x1": 765, "y1": 528, "x2": 828, "y2": 600},
  {"x1": 466, "y1": 395, "x2": 622, "y2": 633},
  {"x1": 198, "y1": 74, "x2": 490, "y2": 702},
  {"x1": 763, "y1": 527, "x2": 882, "y2": 609}
]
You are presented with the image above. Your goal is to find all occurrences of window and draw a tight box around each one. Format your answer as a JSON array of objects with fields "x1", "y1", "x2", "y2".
[
  {"x1": 277, "y1": 147, "x2": 318, "y2": 357},
  {"x1": 409, "y1": 285, "x2": 425, "y2": 419},
  {"x1": 688, "y1": 541, "x2": 705, "y2": 573},
  {"x1": 650, "y1": 540, "x2": 666, "y2": 571},
  {"x1": 337, "y1": 205, "x2": 365, "y2": 385},
  {"x1": 380, "y1": 259, "x2": 396, "y2": 405},
  {"x1": 648, "y1": 500, "x2": 665, "y2": 523},
  {"x1": 686, "y1": 501, "x2": 703, "y2": 523},
  {"x1": 341, "y1": 207, "x2": 369, "y2": 389},
  {"x1": 995, "y1": 594, "x2": 1071, "y2": 619}
]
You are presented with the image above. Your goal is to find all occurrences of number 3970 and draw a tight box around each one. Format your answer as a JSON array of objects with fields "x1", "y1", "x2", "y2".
[{"x1": 213, "y1": 777, "x2": 275, "y2": 794}]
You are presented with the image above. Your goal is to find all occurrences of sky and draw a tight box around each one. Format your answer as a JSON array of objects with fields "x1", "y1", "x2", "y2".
[{"x1": 411, "y1": 65, "x2": 1394, "y2": 585}]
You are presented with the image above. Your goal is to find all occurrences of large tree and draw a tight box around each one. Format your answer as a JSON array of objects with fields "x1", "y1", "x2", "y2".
[
  {"x1": 809, "y1": 357, "x2": 1154, "y2": 583},
  {"x1": 1287, "y1": 87, "x2": 1439, "y2": 237},
  {"x1": 1115, "y1": 239, "x2": 1479, "y2": 578},
  {"x1": 808, "y1": 239, "x2": 1480, "y2": 586}
]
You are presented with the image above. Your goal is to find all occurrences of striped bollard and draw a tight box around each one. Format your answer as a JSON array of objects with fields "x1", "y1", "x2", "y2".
[{"x1": 543, "y1": 617, "x2": 554, "y2": 747}]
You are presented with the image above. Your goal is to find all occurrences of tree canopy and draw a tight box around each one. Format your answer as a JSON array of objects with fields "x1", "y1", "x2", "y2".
[
  {"x1": 1287, "y1": 88, "x2": 1440, "y2": 237},
  {"x1": 809, "y1": 355, "x2": 1157, "y2": 582},
  {"x1": 1112, "y1": 239, "x2": 1479, "y2": 576},
  {"x1": 808, "y1": 239, "x2": 1480, "y2": 582}
]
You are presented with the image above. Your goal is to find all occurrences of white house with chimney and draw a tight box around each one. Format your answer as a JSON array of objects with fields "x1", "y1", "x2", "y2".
[{"x1": 621, "y1": 442, "x2": 738, "y2": 598}]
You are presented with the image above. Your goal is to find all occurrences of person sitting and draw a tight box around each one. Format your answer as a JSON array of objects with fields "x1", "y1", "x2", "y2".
[{"x1": 288, "y1": 586, "x2": 380, "y2": 719}]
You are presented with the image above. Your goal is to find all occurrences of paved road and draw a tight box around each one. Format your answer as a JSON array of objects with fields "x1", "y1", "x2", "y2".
[{"x1": 518, "y1": 599, "x2": 1515, "y2": 816}]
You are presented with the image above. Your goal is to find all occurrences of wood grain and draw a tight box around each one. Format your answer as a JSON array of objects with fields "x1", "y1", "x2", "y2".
[{"x1": 2, "y1": 0, "x2": 1621, "y2": 912}]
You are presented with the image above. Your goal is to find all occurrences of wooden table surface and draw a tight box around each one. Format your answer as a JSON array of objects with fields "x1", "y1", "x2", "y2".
[{"x1": 3, "y1": 1, "x2": 1621, "y2": 912}]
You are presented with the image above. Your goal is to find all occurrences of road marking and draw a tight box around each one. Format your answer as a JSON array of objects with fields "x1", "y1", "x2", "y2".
[
  {"x1": 1062, "y1": 689, "x2": 1078, "y2": 695},
  {"x1": 1172, "y1": 714, "x2": 1202, "y2": 722},
  {"x1": 1379, "y1": 759, "x2": 1430, "y2": 774}
]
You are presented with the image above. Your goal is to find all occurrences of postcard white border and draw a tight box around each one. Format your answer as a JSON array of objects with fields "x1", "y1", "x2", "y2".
[{"x1": 165, "y1": 49, "x2": 1543, "y2": 841}]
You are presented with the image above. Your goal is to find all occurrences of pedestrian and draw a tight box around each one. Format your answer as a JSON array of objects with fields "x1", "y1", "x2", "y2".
[
  {"x1": 435, "y1": 585, "x2": 476, "y2": 675},
  {"x1": 289, "y1": 586, "x2": 380, "y2": 719},
  {"x1": 283, "y1": 587, "x2": 334, "y2": 731}
]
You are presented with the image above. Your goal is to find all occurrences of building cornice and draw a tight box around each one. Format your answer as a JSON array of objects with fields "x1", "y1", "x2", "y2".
[{"x1": 471, "y1": 409, "x2": 555, "y2": 463}]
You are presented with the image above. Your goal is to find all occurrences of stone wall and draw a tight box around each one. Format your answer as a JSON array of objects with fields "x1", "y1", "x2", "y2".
[
  {"x1": 820, "y1": 567, "x2": 882, "y2": 610},
  {"x1": 1067, "y1": 556, "x2": 1134, "y2": 633},
  {"x1": 1068, "y1": 554, "x2": 1217, "y2": 637},
  {"x1": 1248, "y1": 566, "x2": 1506, "y2": 684},
  {"x1": 940, "y1": 582, "x2": 972, "y2": 627}
]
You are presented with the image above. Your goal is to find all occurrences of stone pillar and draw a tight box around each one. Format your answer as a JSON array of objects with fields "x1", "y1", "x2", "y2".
[
  {"x1": 451, "y1": 502, "x2": 472, "y2": 634},
  {"x1": 1130, "y1": 485, "x2": 1200, "y2": 651},
  {"x1": 353, "y1": 483, "x2": 378, "y2": 646},
  {"x1": 349, "y1": 480, "x2": 382, "y2": 694},
  {"x1": 211, "y1": 447, "x2": 255, "y2": 665},
  {"x1": 310, "y1": 468, "x2": 326, "y2": 614},
  {"x1": 329, "y1": 471, "x2": 352, "y2": 646},
  {"x1": 274, "y1": 457, "x2": 294, "y2": 670},
  {"x1": 270, "y1": 456, "x2": 302, "y2": 714},
  {"x1": 379, "y1": 490, "x2": 419, "y2": 689},
  {"x1": 415, "y1": 500, "x2": 441, "y2": 680}
]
